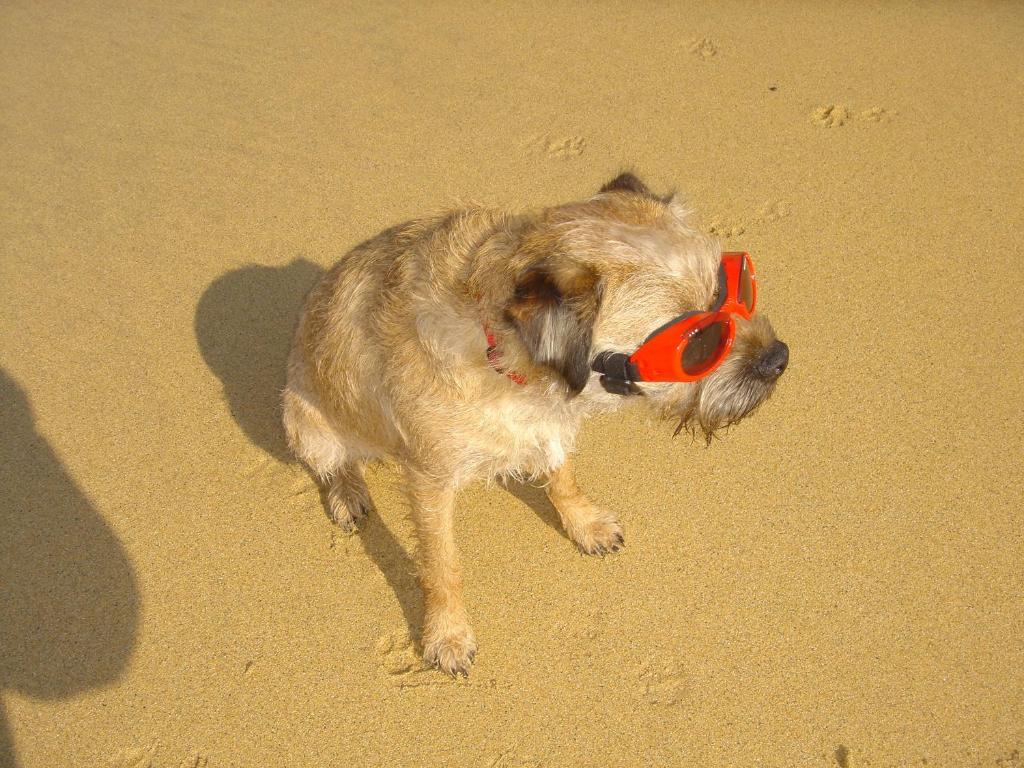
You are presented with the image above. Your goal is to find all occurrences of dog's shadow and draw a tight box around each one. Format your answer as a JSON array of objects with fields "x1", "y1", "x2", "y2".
[
  {"x1": 501, "y1": 480, "x2": 568, "y2": 542},
  {"x1": 194, "y1": 260, "x2": 570, "y2": 644},
  {"x1": 195, "y1": 260, "x2": 428, "y2": 639},
  {"x1": 195, "y1": 259, "x2": 322, "y2": 463}
]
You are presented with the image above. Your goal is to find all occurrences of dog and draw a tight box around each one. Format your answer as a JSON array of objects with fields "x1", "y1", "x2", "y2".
[{"x1": 283, "y1": 173, "x2": 788, "y2": 675}]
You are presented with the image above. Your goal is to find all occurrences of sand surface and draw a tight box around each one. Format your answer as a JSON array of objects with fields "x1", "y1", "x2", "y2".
[{"x1": 2, "y1": 2, "x2": 1023, "y2": 766}]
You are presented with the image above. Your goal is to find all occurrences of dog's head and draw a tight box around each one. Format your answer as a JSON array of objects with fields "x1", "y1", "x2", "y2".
[{"x1": 505, "y1": 172, "x2": 788, "y2": 441}]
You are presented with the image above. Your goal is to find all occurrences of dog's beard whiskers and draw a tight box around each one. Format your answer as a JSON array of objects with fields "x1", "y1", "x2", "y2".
[
  {"x1": 657, "y1": 388, "x2": 709, "y2": 444},
  {"x1": 663, "y1": 363, "x2": 776, "y2": 445},
  {"x1": 671, "y1": 406, "x2": 719, "y2": 447},
  {"x1": 697, "y1": 370, "x2": 774, "y2": 440}
]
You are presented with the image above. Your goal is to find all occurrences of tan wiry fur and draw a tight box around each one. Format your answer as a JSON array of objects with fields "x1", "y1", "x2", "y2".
[{"x1": 283, "y1": 174, "x2": 786, "y2": 675}]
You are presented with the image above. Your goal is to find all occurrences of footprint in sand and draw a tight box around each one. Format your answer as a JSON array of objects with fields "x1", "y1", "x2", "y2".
[
  {"x1": 526, "y1": 134, "x2": 586, "y2": 160},
  {"x1": 707, "y1": 201, "x2": 790, "y2": 239},
  {"x1": 327, "y1": 526, "x2": 362, "y2": 555},
  {"x1": 996, "y1": 749, "x2": 1022, "y2": 768},
  {"x1": 107, "y1": 743, "x2": 208, "y2": 768},
  {"x1": 689, "y1": 36, "x2": 718, "y2": 59},
  {"x1": 860, "y1": 106, "x2": 891, "y2": 122},
  {"x1": 376, "y1": 631, "x2": 421, "y2": 674},
  {"x1": 376, "y1": 630, "x2": 508, "y2": 690},
  {"x1": 376, "y1": 631, "x2": 447, "y2": 689},
  {"x1": 638, "y1": 660, "x2": 689, "y2": 705},
  {"x1": 708, "y1": 221, "x2": 747, "y2": 240},
  {"x1": 811, "y1": 104, "x2": 851, "y2": 128},
  {"x1": 756, "y1": 200, "x2": 791, "y2": 224},
  {"x1": 108, "y1": 743, "x2": 160, "y2": 768},
  {"x1": 812, "y1": 104, "x2": 891, "y2": 127}
]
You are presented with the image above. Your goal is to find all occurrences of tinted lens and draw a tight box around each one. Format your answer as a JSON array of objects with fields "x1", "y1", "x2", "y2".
[
  {"x1": 682, "y1": 320, "x2": 727, "y2": 374},
  {"x1": 739, "y1": 257, "x2": 755, "y2": 309}
]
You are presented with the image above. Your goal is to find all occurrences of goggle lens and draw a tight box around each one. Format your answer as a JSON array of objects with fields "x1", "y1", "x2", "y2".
[{"x1": 681, "y1": 319, "x2": 729, "y2": 375}]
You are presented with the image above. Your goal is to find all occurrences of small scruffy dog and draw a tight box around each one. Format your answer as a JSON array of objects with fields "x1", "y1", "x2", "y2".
[{"x1": 284, "y1": 174, "x2": 788, "y2": 675}]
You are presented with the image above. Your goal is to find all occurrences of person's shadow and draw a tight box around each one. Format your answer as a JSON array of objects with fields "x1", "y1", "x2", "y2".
[
  {"x1": 0, "y1": 369, "x2": 140, "y2": 768},
  {"x1": 194, "y1": 259, "x2": 570, "y2": 645}
]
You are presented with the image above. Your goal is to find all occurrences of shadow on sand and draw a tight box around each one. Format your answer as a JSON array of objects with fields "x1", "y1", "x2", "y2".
[
  {"x1": 195, "y1": 259, "x2": 323, "y2": 463},
  {"x1": 0, "y1": 369, "x2": 140, "y2": 767},
  {"x1": 501, "y1": 479, "x2": 570, "y2": 542},
  {"x1": 194, "y1": 260, "x2": 571, "y2": 645},
  {"x1": 195, "y1": 260, "x2": 429, "y2": 638}
]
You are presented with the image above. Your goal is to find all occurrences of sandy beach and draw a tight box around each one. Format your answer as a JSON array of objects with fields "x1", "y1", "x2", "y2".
[{"x1": 2, "y1": 2, "x2": 1022, "y2": 766}]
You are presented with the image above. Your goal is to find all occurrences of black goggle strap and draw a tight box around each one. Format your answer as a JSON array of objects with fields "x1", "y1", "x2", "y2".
[{"x1": 591, "y1": 351, "x2": 642, "y2": 396}]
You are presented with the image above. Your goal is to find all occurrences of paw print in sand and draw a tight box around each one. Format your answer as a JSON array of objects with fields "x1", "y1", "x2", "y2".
[
  {"x1": 756, "y1": 200, "x2": 791, "y2": 224},
  {"x1": 638, "y1": 660, "x2": 689, "y2": 705},
  {"x1": 524, "y1": 134, "x2": 586, "y2": 160},
  {"x1": 811, "y1": 104, "x2": 892, "y2": 127},
  {"x1": 708, "y1": 221, "x2": 747, "y2": 239},
  {"x1": 811, "y1": 104, "x2": 851, "y2": 128},
  {"x1": 689, "y1": 36, "x2": 718, "y2": 59}
]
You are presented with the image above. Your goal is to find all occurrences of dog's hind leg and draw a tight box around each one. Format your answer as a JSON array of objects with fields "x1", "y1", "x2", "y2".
[
  {"x1": 546, "y1": 456, "x2": 624, "y2": 556},
  {"x1": 283, "y1": 382, "x2": 375, "y2": 531}
]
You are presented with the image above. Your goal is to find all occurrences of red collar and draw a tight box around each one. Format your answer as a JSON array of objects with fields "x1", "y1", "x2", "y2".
[{"x1": 482, "y1": 323, "x2": 526, "y2": 385}]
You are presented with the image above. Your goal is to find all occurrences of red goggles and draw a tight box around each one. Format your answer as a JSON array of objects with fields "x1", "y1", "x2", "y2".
[{"x1": 592, "y1": 252, "x2": 757, "y2": 391}]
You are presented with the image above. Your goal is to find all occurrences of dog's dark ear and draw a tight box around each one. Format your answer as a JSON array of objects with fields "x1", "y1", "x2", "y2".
[
  {"x1": 600, "y1": 172, "x2": 653, "y2": 197},
  {"x1": 506, "y1": 261, "x2": 601, "y2": 396}
]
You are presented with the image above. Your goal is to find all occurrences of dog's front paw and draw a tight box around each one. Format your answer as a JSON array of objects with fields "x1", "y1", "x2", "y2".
[
  {"x1": 569, "y1": 515, "x2": 624, "y2": 556},
  {"x1": 422, "y1": 620, "x2": 477, "y2": 677}
]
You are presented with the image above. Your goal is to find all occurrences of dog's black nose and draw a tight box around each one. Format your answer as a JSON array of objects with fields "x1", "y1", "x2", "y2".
[{"x1": 755, "y1": 340, "x2": 789, "y2": 380}]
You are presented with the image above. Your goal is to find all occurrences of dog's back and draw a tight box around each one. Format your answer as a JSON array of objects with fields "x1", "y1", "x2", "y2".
[{"x1": 284, "y1": 208, "x2": 518, "y2": 471}]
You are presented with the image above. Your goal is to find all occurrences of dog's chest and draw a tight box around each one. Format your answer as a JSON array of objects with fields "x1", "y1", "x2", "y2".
[{"x1": 464, "y1": 391, "x2": 579, "y2": 481}]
